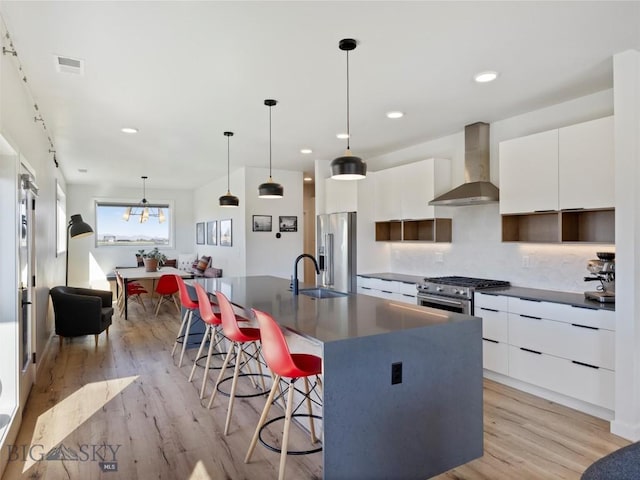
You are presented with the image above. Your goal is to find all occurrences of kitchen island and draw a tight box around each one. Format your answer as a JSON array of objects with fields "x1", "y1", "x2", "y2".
[{"x1": 195, "y1": 275, "x2": 483, "y2": 480}]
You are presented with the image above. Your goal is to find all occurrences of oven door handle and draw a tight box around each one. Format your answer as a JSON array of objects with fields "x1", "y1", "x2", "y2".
[{"x1": 418, "y1": 294, "x2": 466, "y2": 307}]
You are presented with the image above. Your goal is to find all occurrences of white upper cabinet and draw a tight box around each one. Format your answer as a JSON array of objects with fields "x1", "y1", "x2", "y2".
[
  {"x1": 325, "y1": 177, "x2": 358, "y2": 214},
  {"x1": 374, "y1": 168, "x2": 402, "y2": 220},
  {"x1": 559, "y1": 116, "x2": 614, "y2": 210},
  {"x1": 499, "y1": 129, "x2": 559, "y2": 214},
  {"x1": 499, "y1": 116, "x2": 615, "y2": 215},
  {"x1": 375, "y1": 158, "x2": 450, "y2": 220}
]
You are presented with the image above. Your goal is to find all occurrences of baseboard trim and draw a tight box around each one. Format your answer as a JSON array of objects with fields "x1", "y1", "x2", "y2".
[
  {"x1": 484, "y1": 370, "x2": 615, "y2": 421},
  {"x1": 35, "y1": 332, "x2": 55, "y2": 385},
  {"x1": 611, "y1": 420, "x2": 640, "y2": 442}
]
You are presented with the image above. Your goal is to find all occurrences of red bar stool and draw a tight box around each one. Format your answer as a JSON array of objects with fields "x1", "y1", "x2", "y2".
[
  {"x1": 244, "y1": 308, "x2": 323, "y2": 480},
  {"x1": 153, "y1": 274, "x2": 180, "y2": 317},
  {"x1": 188, "y1": 283, "x2": 229, "y2": 398},
  {"x1": 170, "y1": 275, "x2": 201, "y2": 367},
  {"x1": 207, "y1": 291, "x2": 267, "y2": 436}
]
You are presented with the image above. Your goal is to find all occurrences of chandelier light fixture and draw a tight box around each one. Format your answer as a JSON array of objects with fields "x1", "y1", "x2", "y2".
[
  {"x1": 123, "y1": 175, "x2": 166, "y2": 223},
  {"x1": 258, "y1": 99, "x2": 284, "y2": 198},
  {"x1": 331, "y1": 38, "x2": 367, "y2": 180},
  {"x1": 219, "y1": 131, "x2": 240, "y2": 207}
]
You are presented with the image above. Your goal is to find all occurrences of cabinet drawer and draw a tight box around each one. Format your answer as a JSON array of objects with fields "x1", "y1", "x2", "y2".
[
  {"x1": 394, "y1": 281, "x2": 419, "y2": 296},
  {"x1": 475, "y1": 292, "x2": 508, "y2": 311},
  {"x1": 508, "y1": 314, "x2": 614, "y2": 370},
  {"x1": 357, "y1": 276, "x2": 377, "y2": 289},
  {"x1": 389, "y1": 292, "x2": 417, "y2": 305},
  {"x1": 508, "y1": 346, "x2": 614, "y2": 409},
  {"x1": 357, "y1": 286, "x2": 377, "y2": 298},
  {"x1": 482, "y1": 339, "x2": 508, "y2": 376},
  {"x1": 508, "y1": 297, "x2": 615, "y2": 330},
  {"x1": 477, "y1": 308, "x2": 508, "y2": 343}
]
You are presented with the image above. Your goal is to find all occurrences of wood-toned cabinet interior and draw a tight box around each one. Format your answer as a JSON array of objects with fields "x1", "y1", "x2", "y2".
[
  {"x1": 375, "y1": 218, "x2": 452, "y2": 242},
  {"x1": 502, "y1": 208, "x2": 614, "y2": 243}
]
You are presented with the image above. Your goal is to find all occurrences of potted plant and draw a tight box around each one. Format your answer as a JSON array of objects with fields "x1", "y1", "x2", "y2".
[{"x1": 137, "y1": 248, "x2": 167, "y2": 272}]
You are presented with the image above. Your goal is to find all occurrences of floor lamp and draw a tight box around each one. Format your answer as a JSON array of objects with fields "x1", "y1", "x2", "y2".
[{"x1": 66, "y1": 214, "x2": 94, "y2": 286}]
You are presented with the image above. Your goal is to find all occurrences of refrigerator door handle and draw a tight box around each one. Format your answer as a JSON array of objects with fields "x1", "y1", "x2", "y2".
[{"x1": 327, "y1": 233, "x2": 334, "y2": 286}]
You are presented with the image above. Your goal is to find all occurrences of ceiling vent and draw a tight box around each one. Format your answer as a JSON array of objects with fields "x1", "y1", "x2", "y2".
[{"x1": 54, "y1": 55, "x2": 84, "y2": 75}]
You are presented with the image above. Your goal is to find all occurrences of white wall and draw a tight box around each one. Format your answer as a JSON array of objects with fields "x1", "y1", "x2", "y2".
[
  {"x1": 192, "y1": 166, "x2": 304, "y2": 280},
  {"x1": 356, "y1": 89, "x2": 615, "y2": 293},
  {"x1": 245, "y1": 167, "x2": 303, "y2": 279},
  {"x1": 67, "y1": 184, "x2": 194, "y2": 288},
  {"x1": 193, "y1": 168, "x2": 246, "y2": 277}
]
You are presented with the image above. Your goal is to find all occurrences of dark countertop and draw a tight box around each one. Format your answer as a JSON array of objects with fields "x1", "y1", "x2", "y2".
[
  {"x1": 478, "y1": 286, "x2": 615, "y2": 312},
  {"x1": 357, "y1": 272, "x2": 424, "y2": 284},
  {"x1": 194, "y1": 275, "x2": 479, "y2": 343}
]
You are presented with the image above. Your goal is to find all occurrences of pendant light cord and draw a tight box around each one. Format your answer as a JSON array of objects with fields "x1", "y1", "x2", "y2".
[
  {"x1": 346, "y1": 49, "x2": 351, "y2": 151},
  {"x1": 269, "y1": 104, "x2": 273, "y2": 178},
  {"x1": 227, "y1": 134, "x2": 231, "y2": 192}
]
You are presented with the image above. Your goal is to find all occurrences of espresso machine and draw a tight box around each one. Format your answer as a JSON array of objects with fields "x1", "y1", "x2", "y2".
[{"x1": 584, "y1": 252, "x2": 615, "y2": 303}]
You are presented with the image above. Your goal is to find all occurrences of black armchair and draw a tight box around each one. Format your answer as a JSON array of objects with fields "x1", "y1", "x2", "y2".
[{"x1": 50, "y1": 286, "x2": 114, "y2": 347}]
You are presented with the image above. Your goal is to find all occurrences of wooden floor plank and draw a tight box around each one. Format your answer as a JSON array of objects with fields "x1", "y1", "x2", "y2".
[{"x1": 1, "y1": 299, "x2": 628, "y2": 480}]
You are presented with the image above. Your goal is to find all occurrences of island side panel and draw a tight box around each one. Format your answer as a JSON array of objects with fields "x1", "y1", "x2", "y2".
[{"x1": 322, "y1": 319, "x2": 483, "y2": 480}]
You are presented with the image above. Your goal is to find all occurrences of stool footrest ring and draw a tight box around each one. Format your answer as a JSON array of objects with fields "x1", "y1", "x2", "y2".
[
  {"x1": 258, "y1": 414, "x2": 323, "y2": 455},
  {"x1": 216, "y1": 373, "x2": 270, "y2": 398}
]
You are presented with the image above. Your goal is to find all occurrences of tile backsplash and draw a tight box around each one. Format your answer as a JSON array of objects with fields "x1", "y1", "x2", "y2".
[{"x1": 388, "y1": 204, "x2": 614, "y2": 293}]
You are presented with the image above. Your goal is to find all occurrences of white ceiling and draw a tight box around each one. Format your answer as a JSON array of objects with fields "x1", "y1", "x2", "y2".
[{"x1": 1, "y1": 1, "x2": 638, "y2": 189}]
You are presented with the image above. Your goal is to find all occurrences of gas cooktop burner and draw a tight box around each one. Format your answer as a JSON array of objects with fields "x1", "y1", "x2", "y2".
[{"x1": 421, "y1": 276, "x2": 510, "y2": 289}]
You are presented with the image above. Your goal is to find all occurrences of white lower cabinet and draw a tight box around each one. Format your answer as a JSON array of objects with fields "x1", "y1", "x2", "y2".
[
  {"x1": 474, "y1": 291, "x2": 615, "y2": 411},
  {"x1": 508, "y1": 345, "x2": 614, "y2": 410},
  {"x1": 482, "y1": 339, "x2": 509, "y2": 376},
  {"x1": 356, "y1": 276, "x2": 417, "y2": 305}
]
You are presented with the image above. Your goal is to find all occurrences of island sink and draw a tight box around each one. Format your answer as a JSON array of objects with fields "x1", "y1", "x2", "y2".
[{"x1": 298, "y1": 287, "x2": 349, "y2": 299}]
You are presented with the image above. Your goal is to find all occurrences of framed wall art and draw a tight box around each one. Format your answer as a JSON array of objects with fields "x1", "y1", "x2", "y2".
[
  {"x1": 252, "y1": 215, "x2": 272, "y2": 232},
  {"x1": 220, "y1": 219, "x2": 232, "y2": 247},
  {"x1": 279, "y1": 216, "x2": 297, "y2": 232},
  {"x1": 207, "y1": 220, "x2": 217, "y2": 245},
  {"x1": 196, "y1": 222, "x2": 205, "y2": 244}
]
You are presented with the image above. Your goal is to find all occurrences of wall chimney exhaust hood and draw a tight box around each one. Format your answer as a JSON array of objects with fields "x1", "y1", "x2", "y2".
[{"x1": 429, "y1": 122, "x2": 499, "y2": 206}]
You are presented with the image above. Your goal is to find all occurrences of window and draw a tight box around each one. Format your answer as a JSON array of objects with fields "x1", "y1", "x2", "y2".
[
  {"x1": 56, "y1": 180, "x2": 66, "y2": 256},
  {"x1": 95, "y1": 201, "x2": 172, "y2": 247}
]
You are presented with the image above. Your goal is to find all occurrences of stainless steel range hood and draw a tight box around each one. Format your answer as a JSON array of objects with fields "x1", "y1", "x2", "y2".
[{"x1": 429, "y1": 122, "x2": 499, "y2": 206}]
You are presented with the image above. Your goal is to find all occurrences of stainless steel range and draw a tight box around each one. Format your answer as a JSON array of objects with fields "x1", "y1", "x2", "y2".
[{"x1": 416, "y1": 276, "x2": 510, "y2": 315}]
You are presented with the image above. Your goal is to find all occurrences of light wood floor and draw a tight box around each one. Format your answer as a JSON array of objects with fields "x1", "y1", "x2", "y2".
[{"x1": 2, "y1": 298, "x2": 629, "y2": 480}]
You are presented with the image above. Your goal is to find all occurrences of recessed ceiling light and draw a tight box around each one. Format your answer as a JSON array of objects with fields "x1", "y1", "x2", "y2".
[
  {"x1": 474, "y1": 71, "x2": 498, "y2": 83},
  {"x1": 386, "y1": 111, "x2": 404, "y2": 119},
  {"x1": 336, "y1": 133, "x2": 349, "y2": 139},
  {"x1": 121, "y1": 127, "x2": 139, "y2": 134},
  {"x1": 78, "y1": 168, "x2": 88, "y2": 173},
  {"x1": 300, "y1": 148, "x2": 313, "y2": 154},
  {"x1": 304, "y1": 176, "x2": 313, "y2": 182}
]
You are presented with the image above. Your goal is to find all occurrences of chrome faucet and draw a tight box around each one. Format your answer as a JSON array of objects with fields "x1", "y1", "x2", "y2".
[{"x1": 293, "y1": 254, "x2": 320, "y2": 295}]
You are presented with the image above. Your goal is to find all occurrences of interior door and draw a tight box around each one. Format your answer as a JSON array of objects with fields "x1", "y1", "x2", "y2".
[{"x1": 18, "y1": 168, "x2": 36, "y2": 408}]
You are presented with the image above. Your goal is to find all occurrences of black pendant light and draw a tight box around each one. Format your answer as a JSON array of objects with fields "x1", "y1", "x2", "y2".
[
  {"x1": 219, "y1": 131, "x2": 240, "y2": 207},
  {"x1": 258, "y1": 99, "x2": 284, "y2": 198},
  {"x1": 331, "y1": 38, "x2": 367, "y2": 180}
]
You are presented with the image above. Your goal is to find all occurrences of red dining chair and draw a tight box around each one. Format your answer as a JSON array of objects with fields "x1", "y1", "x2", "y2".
[
  {"x1": 207, "y1": 291, "x2": 267, "y2": 436},
  {"x1": 244, "y1": 308, "x2": 323, "y2": 480},
  {"x1": 154, "y1": 274, "x2": 180, "y2": 317},
  {"x1": 116, "y1": 271, "x2": 148, "y2": 316}
]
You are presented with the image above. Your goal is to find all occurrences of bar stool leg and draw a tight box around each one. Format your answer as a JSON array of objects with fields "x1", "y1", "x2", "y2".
[
  {"x1": 303, "y1": 376, "x2": 318, "y2": 444},
  {"x1": 244, "y1": 374, "x2": 281, "y2": 464},
  {"x1": 188, "y1": 324, "x2": 210, "y2": 383},
  {"x1": 177, "y1": 312, "x2": 193, "y2": 367},
  {"x1": 224, "y1": 342, "x2": 244, "y2": 435},
  {"x1": 199, "y1": 326, "x2": 218, "y2": 398},
  {"x1": 279, "y1": 378, "x2": 297, "y2": 480},
  {"x1": 171, "y1": 309, "x2": 190, "y2": 357},
  {"x1": 207, "y1": 342, "x2": 235, "y2": 408}
]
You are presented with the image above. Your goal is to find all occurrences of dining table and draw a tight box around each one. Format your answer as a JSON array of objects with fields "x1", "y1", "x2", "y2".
[{"x1": 115, "y1": 266, "x2": 194, "y2": 319}]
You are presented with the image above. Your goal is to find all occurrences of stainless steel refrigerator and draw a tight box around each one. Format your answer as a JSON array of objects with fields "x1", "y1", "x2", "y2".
[{"x1": 317, "y1": 212, "x2": 357, "y2": 293}]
